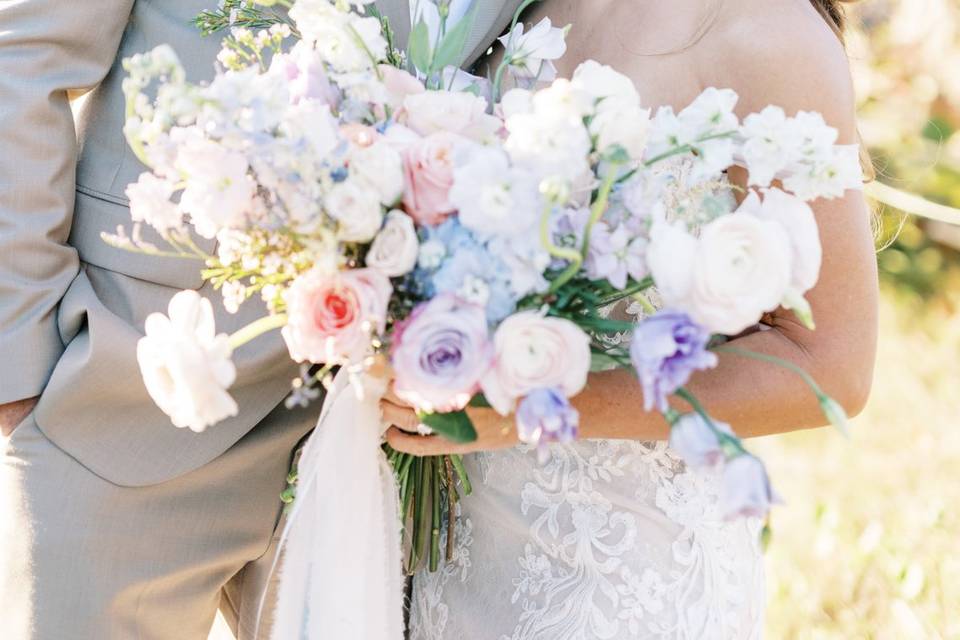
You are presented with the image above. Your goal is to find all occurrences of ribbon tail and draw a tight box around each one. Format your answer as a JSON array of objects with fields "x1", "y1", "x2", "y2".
[{"x1": 268, "y1": 370, "x2": 404, "y2": 640}]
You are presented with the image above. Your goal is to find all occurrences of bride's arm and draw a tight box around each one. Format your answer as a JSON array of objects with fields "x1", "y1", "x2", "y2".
[{"x1": 385, "y1": 23, "x2": 879, "y2": 454}]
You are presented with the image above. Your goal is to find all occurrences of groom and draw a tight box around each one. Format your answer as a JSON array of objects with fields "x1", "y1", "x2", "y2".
[{"x1": 0, "y1": 1, "x2": 518, "y2": 638}]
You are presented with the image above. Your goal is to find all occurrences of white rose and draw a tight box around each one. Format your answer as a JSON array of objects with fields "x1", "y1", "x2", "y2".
[
  {"x1": 652, "y1": 214, "x2": 792, "y2": 335},
  {"x1": 366, "y1": 210, "x2": 419, "y2": 277},
  {"x1": 403, "y1": 91, "x2": 501, "y2": 142},
  {"x1": 571, "y1": 60, "x2": 641, "y2": 109},
  {"x1": 325, "y1": 178, "x2": 384, "y2": 243},
  {"x1": 137, "y1": 290, "x2": 238, "y2": 432},
  {"x1": 740, "y1": 189, "x2": 821, "y2": 294},
  {"x1": 449, "y1": 147, "x2": 541, "y2": 238},
  {"x1": 480, "y1": 312, "x2": 592, "y2": 415},
  {"x1": 499, "y1": 17, "x2": 568, "y2": 82},
  {"x1": 125, "y1": 173, "x2": 183, "y2": 233},
  {"x1": 590, "y1": 104, "x2": 651, "y2": 158},
  {"x1": 350, "y1": 141, "x2": 405, "y2": 205}
]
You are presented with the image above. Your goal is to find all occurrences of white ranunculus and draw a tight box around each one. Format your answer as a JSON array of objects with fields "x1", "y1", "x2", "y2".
[
  {"x1": 137, "y1": 290, "x2": 238, "y2": 432},
  {"x1": 480, "y1": 311, "x2": 591, "y2": 415},
  {"x1": 571, "y1": 60, "x2": 641, "y2": 109},
  {"x1": 590, "y1": 104, "x2": 651, "y2": 158},
  {"x1": 740, "y1": 188, "x2": 822, "y2": 295},
  {"x1": 499, "y1": 17, "x2": 568, "y2": 82},
  {"x1": 403, "y1": 91, "x2": 501, "y2": 142},
  {"x1": 350, "y1": 141, "x2": 405, "y2": 206},
  {"x1": 366, "y1": 210, "x2": 419, "y2": 277},
  {"x1": 674, "y1": 213, "x2": 792, "y2": 335},
  {"x1": 125, "y1": 173, "x2": 183, "y2": 233},
  {"x1": 176, "y1": 138, "x2": 255, "y2": 238},
  {"x1": 449, "y1": 147, "x2": 541, "y2": 238},
  {"x1": 646, "y1": 221, "x2": 699, "y2": 303},
  {"x1": 325, "y1": 178, "x2": 384, "y2": 243}
]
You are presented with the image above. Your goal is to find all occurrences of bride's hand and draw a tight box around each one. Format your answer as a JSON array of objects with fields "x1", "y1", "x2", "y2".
[{"x1": 381, "y1": 391, "x2": 519, "y2": 456}]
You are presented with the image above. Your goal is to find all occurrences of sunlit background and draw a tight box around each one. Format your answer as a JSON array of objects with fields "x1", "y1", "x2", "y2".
[{"x1": 211, "y1": 1, "x2": 960, "y2": 638}]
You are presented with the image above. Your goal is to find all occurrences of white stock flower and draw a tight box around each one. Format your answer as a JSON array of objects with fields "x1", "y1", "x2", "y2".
[
  {"x1": 648, "y1": 212, "x2": 792, "y2": 335},
  {"x1": 137, "y1": 290, "x2": 238, "y2": 433},
  {"x1": 531, "y1": 79, "x2": 593, "y2": 120},
  {"x1": 505, "y1": 109, "x2": 592, "y2": 183},
  {"x1": 740, "y1": 106, "x2": 803, "y2": 187},
  {"x1": 480, "y1": 311, "x2": 591, "y2": 416},
  {"x1": 449, "y1": 147, "x2": 541, "y2": 238},
  {"x1": 783, "y1": 143, "x2": 863, "y2": 201},
  {"x1": 176, "y1": 138, "x2": 256, "y2": 238},
  {"x1": 125, "y1": 173, "x2": 183, "y2": 233},
  {"x1": 591, "y1": 104, "x2": 651, "y2": 158},
  {"x1": 350, "y1": 141, "x2": 405, "y2": 205},
  {"x1": 366, "y1": 210, "x2": 419, "y2": 277},
  {"x1": 325, "y1": 177, "x2": 384, "y2": 243},
  {"x1": 403, "y1": 91, "x2": 501, "y2": 142},
  {"x1": 499, "y1": 17, "x2": 568, "y2": 82},
  {"x1": 290, "y1": 0, "x2": 386, "y2": 72}
]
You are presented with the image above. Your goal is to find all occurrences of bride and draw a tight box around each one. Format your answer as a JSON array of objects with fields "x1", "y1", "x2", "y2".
[{"x1": 383, "y1": 0, "x2": 878, "y2": 637}]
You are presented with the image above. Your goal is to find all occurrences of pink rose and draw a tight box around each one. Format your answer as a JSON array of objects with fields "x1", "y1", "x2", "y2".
[
  {"x1": 480, "y1": 312, "x2": 591, "y2": 415},
  {"x1": 402, "y1": 132, "x2": 460, "y2": 226},
  {"x1": 379, "y1": 64, "x2": 425, "y2": 111},
  {"x1": 282, "y1": 268, "x2": 392, "y2": 364},
  {"x1": 391, "y1": 294, "x2": 493, "y2": 413}
]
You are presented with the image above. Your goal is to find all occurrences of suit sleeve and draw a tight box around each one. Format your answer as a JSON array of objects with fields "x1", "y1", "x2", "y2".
[{"x1": 0, "y1": 0, "x2": 135, "y2": 403}]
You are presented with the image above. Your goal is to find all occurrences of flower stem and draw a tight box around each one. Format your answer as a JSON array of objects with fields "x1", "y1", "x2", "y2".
[
  {"x1": 675, "y1": 387, "x2": 748, "y2": 457},
  {"x1": 228, "y1": 313, "x2": 288, "y2": 350}
]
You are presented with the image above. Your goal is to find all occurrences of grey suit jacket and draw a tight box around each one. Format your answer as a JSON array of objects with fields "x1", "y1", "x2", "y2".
[{"x1": 0, "y1": 0, "x2": 520, "y2": 486}]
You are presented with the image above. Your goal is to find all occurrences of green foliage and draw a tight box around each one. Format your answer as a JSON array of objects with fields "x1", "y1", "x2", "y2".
[{"x1": 418, "y1": 410, "x2": 478, "y2": 444}]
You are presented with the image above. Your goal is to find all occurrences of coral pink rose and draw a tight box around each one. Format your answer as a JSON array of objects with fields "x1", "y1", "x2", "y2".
[
  {"x1": 282, "y1": 268, "x2": 392, "y2": 364},
  {"x1": 401, "y1": 132, "x2": 461, "y2": 226}
]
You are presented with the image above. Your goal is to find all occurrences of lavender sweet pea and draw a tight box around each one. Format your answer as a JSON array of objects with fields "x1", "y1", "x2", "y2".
[
  {"x1": 516, "y1": 387, "x2": 580, "y2": 463},
  {"x1": 720, "y1": 455, "x2": 780, "y2": 520},
  {"x1": 631, "y1": 310, "x2": 718, "y2": 412},
  {"x1": 669, "y1": 413, "x2": 735, "y2": 469}
]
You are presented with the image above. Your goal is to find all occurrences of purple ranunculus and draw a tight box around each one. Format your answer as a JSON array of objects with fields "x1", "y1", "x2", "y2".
[
  {"x1": 516, "y1": 388, "x2": 580, "y2": 463},
  {"x1": 720, "y1": 455, "x2": 780, "y2": 521},
  {"x1": 391, "y1": 294, "x2": 492, "y2": 413},
  {"x1": 630, "y1": 310, "x2": 718, "y2": 412},
  {"x1": 669, "y1": 413, "x2": 735, "y2": 469}
]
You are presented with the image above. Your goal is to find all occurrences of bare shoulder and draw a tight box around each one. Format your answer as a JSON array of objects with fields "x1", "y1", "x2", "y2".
[{"x1": 703, "y1": 0, "x2": 857, "y2": 140}]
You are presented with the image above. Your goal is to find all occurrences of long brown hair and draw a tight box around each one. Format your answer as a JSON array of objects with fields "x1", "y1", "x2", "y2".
[{"x1": 809, "y1": 0, "x2": 852, "y2": 41}]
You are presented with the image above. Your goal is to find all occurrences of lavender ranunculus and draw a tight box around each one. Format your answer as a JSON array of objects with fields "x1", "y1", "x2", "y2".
[
  {"x1": 516, "y1": 387, "x2": 580, "y2": 463},
  {"x1": 669, "y1": 413, "x2": 734, "y2": 469},
  {"x1": 720, "y1": 455, "x2": 780, "y2": 521},
  {"x1": 631, "y1": 311, "x2": 718, "y2": 412},
  {"x1": 391, "y1": 294, "x2": 493, "y2": 413}
]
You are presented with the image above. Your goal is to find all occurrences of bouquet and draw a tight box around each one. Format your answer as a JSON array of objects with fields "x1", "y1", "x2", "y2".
[{"x1": 113, "y1": 0, "x2": 862, "y2": 579}]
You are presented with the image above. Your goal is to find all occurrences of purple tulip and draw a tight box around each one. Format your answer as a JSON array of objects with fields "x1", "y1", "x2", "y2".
[
  {"x1": 516, "y1": 388, "x2": 580, "y2": 463},
  {"x1": 720, "y1": 455, "x2": 780, "y2": 521},
  {"x1": 630, "y1": 311, "x2": 718, "y2": 412},
  {"x1": 669, "y1": 413, "x2": 734, "y2": 469}
]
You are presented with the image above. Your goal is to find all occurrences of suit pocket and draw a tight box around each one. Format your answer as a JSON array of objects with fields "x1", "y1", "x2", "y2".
[{"x1": 69, "y1": 186, "x2": 215, "y2": 290}]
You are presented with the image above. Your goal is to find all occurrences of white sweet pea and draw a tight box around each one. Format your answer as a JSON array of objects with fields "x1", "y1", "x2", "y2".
[
  {"x1": 366, "y1": 210, "x2": 420, "y2": 277},
  {"x1": 350, "y1": 141, "x2": 405, "y2": 205},
  {"x1": 137, "y1": 290, "x2": 238, "y2": 433},
  {"x1": 590, "y1": 104, "x2": 651, "y2": 158},
  {"x1": 783, "y1": 144, "x2": 863, "y2": 201},
  {"x1": 531, "y1": 78, "x2": 593, "y2": 120},
  {"x1": 571, "y1": 60, "x2": 641, "y2": 109},
  {"x1": 499, "y1": 17, "x2": 568, "y2": 82},
  {"x1": 325, "y1": 177, "x2": 384, "y2": 243},
  {"x1": 125, "y1": 173, "x2": 183, "y2": 233},
  {"x1": 176, "y1": 138, "x2": 256, "y2": 238},
  {"x1": 740, "y1": 106, "x2": 803, "y2": 187},
  {"x1": 449, "y1": 147, "x2": 541, "y2": 238}
]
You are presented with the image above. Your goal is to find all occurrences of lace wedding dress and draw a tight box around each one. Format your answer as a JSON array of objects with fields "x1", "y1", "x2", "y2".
[{"x1": 408, "y1": 160, "x2": 766, "y2": 640}]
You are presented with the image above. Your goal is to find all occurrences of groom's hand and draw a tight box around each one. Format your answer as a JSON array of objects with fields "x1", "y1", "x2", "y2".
[{"x1": 0, "y1": 397, "x2": 38, "y2": 437}]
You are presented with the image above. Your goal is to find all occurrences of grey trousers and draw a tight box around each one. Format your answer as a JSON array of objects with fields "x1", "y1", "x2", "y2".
[{"x1": 0, "y1": 401, "x2": 315, "y2": 639}]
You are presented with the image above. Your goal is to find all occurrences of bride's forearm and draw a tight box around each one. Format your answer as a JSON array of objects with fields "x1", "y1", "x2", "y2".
[{"x1": 575, "y1": 324, "x2": 873, "y2": 441}]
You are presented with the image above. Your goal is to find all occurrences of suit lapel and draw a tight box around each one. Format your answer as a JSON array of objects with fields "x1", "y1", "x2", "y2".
[{"x1": 462, "y1": 0, "x2": 520, "y2": 68}]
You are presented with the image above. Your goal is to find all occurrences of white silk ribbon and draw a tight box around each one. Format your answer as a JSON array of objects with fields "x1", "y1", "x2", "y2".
[{"x1": 269, "y1": 369, "x2": 405, "y2": 640}]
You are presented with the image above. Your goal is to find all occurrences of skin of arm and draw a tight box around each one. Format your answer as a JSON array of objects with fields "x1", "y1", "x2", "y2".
[{"x1": 385, "y1": 1, "x2": 879, "y2": 456}]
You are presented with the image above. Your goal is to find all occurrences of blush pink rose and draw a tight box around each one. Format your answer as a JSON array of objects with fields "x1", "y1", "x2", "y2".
[
  {"x1": 282, "y1": 268, "x2": 392, "y2": 365},
  {"x1": 401, "y1": 132, "x2": 461, "y2": 226},
  {"x1": 379, "y1": 64, "x2": 425, "y2": 110}
]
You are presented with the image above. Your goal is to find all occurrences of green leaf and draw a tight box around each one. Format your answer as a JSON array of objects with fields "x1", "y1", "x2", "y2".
[
  {"x1": 408, "y1": 19, "x2": 432, "y2": 74},
  {"x1": 431, "y1": 3, "x2": 477, "y2": 72},
  {"x1": 590, "y1": 351, "x2": 625, "y2": 372},
  {"x1": 468, "y1": 393, "x2": 491, "y2": 408},
  {"x1": 418, "y1": 410, "x2": 478, "y2": 444}
]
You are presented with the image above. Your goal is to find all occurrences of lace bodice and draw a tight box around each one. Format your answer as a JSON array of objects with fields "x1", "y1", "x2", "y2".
[{"x1": 409, "y1": 159, "x2": 764, "y2": 640}]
